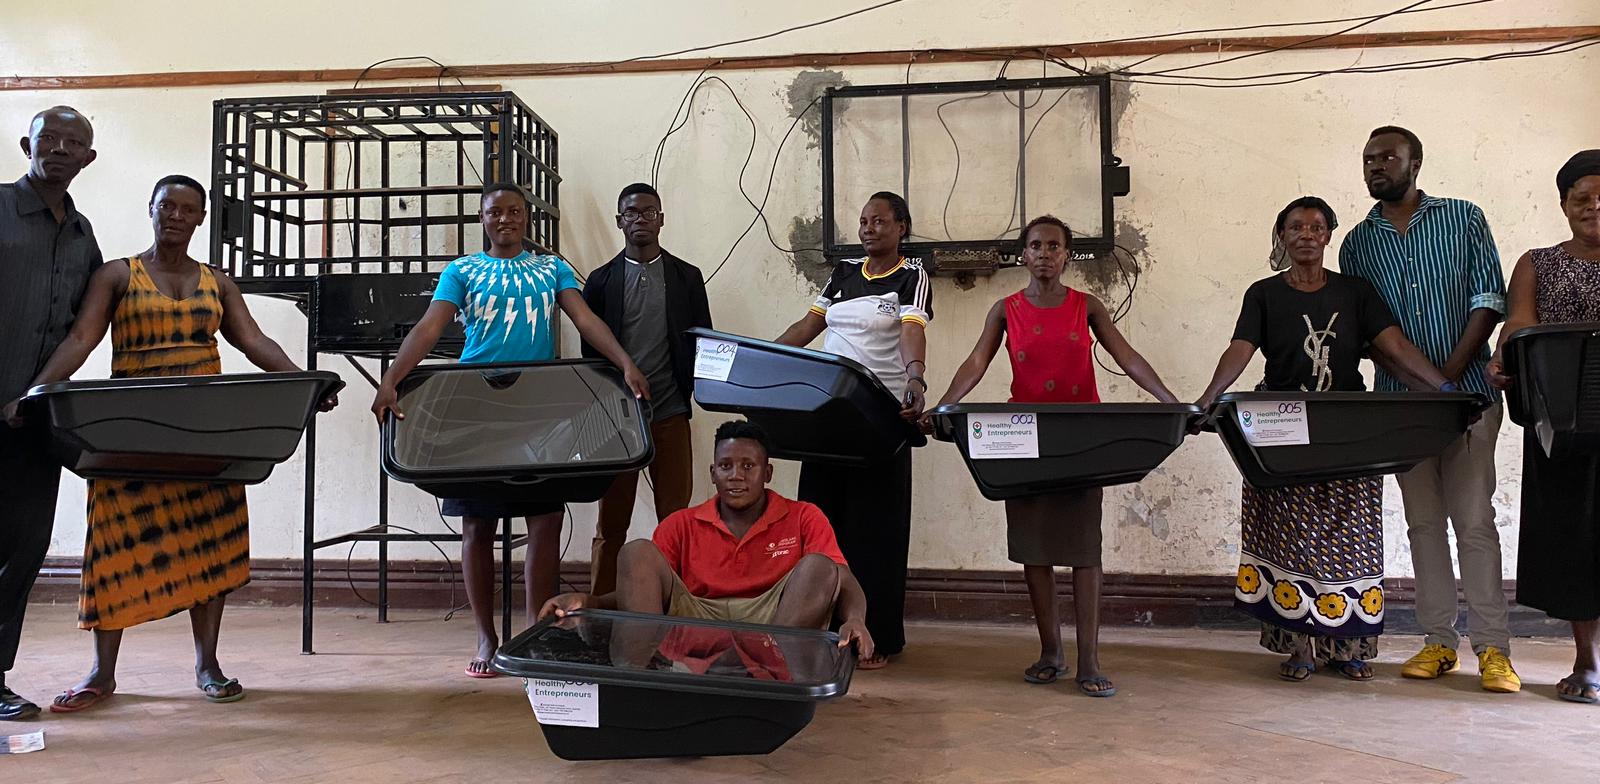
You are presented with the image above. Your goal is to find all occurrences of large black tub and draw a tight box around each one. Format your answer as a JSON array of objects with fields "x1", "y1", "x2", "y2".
[
  {"x1": 1208, "y1": 391, "x2": 1484, "y2": 488},
  {"x1": 381, "y1": 360, "x2": 653, "y2": 503},
  {"x1": 930, "y1": 403, "x2": 1201, "y2": 499},
  {"x1": 1502, "y1": 322, "x2": 1600, "y2": 458},
  {"x1": 494, "y1": 609, "x2": 854, "y2": 760},
  {"x1": 687, "y1": 327, "x2": 925, "y2": 465},
  {"x1": 21, "y1": 371, "x2": 343, "y2": 484}
]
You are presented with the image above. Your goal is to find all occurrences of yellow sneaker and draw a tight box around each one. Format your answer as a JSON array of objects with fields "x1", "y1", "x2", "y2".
[
  {"x1": 1401, "y1": 644, "x2": 1460, "y2": 679},
  {"x1": 1478, "y1": 647, "x2": 1521, "y2": 693}
]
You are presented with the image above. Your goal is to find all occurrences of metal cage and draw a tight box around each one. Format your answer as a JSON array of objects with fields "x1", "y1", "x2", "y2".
[{"x1": 209, "y1": 92, "x2": 560, "y2": 290}]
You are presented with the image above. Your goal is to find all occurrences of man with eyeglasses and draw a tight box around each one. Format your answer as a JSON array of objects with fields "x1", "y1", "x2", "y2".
[
  {"x1": 1338, "y1": 125, "x2": 1518, "y2": 694},
  {"x1": 1, "y1": 106, "x2": 103, "y2": 720},
  {"x1": 580, "y1": 182, "x2": 713, "y2": 597}
]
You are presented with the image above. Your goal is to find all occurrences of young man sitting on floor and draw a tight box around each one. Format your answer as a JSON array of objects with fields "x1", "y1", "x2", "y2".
[{"x1": 539, "y1": 420, "x2": 874, "y2": 658}]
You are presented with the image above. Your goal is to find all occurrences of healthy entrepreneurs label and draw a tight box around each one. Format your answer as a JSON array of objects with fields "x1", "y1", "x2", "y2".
[
  {"x1": 525, "y1": 679, "x2": 599, "y2": 728},
  {"x1": 1235, "y1": 400, "x2": 1310, "y2": 446},
  {"x1": 966, "y1": 412, "x2": 1040, "y2": 459},
  {"x1": 693, "y1": 337, "x2": 738, "y2": 382}
]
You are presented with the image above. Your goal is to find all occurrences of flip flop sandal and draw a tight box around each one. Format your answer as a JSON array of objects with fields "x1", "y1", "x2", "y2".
[
  {"x1": 1076, "y1": 676, "x2": 1118, "y2": 697},
  {"x1": 1330, "y1": 660, "x2": 1375, "y2": 681},
  {"x1": 49, "y1": 686, "x2": 112, "y2": 713},
  {"x1": 1023, "y1": 663, "x2": 1066, "y2": 684},
  {"x1": 1557, "y1": 676, "x2": 1600, "y2": 704},
  {"x1": 1279, "y1": 661, "x2": 1317, "y2": 682},
  {"x1": 465, "y1": 659, "x2": 500, "y2": 679},
  {"x1": 199, "y1": 678, "x2": 246, "y2": 704},
  {"x1": 856, "y1": 653, "x2": 891, "y2": 671}
]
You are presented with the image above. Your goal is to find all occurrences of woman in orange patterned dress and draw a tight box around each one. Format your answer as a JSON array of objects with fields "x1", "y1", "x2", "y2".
[{"x1": 22, "y1": 175, "x2": 335, "y2": 711}]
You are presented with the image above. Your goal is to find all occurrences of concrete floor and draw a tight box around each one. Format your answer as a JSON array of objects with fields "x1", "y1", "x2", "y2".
[{"x1": 1, "y1": 602, "x2": 1596, "y2": 783}]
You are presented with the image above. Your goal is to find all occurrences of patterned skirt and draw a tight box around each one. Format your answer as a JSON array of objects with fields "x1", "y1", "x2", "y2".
[
  {"x1": 79, "y1": 341, "x2": 250, "y2": 631},
  {"x1": 1233, "y1": 477, "x2": 1385, "y2": 644}
]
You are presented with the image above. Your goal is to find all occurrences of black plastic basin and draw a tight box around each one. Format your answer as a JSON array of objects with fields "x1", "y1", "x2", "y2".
[
  {"x1": 930, "y1": 403, "x2": 1201, "y2": 499},
  {"x1": 1502, "y1": 322, "x2": 1600, "y2": 458},
  {"x1": 21, "y1": 371, "x2": 343, "y2": 484},
  {"x1": 686, "y1": 327, "x2": 925, "y2": 465},
  {"x1": 381, "y1": 360, "x2": 653, "y2": 502},
  {"x1": 493, "y1": 609, "x2": 854, "y2": 760},
  {"x1": 1208, "y1": 391, "x2": 1484, "y2": 488}
]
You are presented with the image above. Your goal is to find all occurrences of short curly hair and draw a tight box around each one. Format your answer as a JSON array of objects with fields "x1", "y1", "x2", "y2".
[{"x1": 713, "y1": 419, "x2": 772, "y2": 457}]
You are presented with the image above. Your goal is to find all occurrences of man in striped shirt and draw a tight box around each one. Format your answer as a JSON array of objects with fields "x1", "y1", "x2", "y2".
[{"x1": 1338, "y1": 125, "x2": 1518, "y2": 694}]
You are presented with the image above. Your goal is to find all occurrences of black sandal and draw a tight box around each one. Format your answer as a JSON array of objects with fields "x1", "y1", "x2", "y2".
[
  {"x1": 1076, "y1": 675, "x2": 1117, "y2": 697},
  {"x1": 1557, "y1": 675, "x2": 1600, "y2": 704},
  {"x1": 1023, "y1": 662, "x2": 1065, "y2": 684}
]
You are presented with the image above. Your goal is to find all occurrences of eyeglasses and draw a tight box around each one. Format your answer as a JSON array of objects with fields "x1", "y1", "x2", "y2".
[
  {"x1": 1284, "y1": 223, "x2": 1329, "y2": 237},
  {"x1": 620, "y1": 208, "x2": 661, "y2": 223}
]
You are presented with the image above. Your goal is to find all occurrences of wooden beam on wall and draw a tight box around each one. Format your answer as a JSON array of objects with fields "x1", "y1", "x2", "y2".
[{"x1": 3, "y1": 25, "x2": 1595, "y2": 92}]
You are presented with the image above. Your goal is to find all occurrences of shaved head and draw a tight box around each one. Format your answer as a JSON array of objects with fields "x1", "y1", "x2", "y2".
[
  {"x1": 21, "y1": 104, "x2": 97, "y2": 188},
  {"x1": 29, "y1": 105, "x2": 93, "y2": 144}
]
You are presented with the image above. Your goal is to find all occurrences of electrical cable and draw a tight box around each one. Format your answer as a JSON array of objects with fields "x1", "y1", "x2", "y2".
[
  {"x1": 704, "y1": 94, "x2": 822, "y2": 283},
  {"x1": 1071, "y1": 0, "x2": 1497, "y2": 49},
  {"x1": 1118, "y1": 0, "x2": 1446, "y2": 75},
  {"x1": 528, "y1": 1, "x2": 907, "y2": 76},
  {"x1": 1114, "y1": 34, "x2": 1600, "y2": 87}
]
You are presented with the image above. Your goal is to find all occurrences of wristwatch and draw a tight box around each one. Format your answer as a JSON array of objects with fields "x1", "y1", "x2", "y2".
[{"x1": 1439, "y1": 381, "x2": 1459, "y2": 392}]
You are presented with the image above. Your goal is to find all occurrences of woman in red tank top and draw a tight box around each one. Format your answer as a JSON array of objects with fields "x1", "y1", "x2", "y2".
[{"x1": 928, "y1": 216, "x2": 1178, "y2": 697}]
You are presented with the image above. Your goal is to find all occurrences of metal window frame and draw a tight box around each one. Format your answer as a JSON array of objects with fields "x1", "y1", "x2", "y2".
[{"x1": 820, "y1": 73, "x2": 1128, "y2": 266}]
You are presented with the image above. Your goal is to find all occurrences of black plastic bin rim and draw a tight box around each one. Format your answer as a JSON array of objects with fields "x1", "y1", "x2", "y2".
[
  {"x1": 932, "y1": 402, "x2": 1203, "y2": 415},
  {"x1": 492, "y1": 609, "x2": 851, "y2": 702},
  {"x1": 1502, "y1": 322, "x2": 1600, "y2": 360},
  {"x1": 930, "y1": 403, "x2": 1203, "y2": 443},
  {"x1": 686, "y1": 327, "x2": 898, "y2": 402},
  {"x1": 1214, "y1": 390, "x2": 1488, "y2": 407},
  {"x1": 25, "y1": 370, "x2": 344, "y2": 399},
  {"x1": 384, "y1": 358, "x2": 654, "y2": 480}
]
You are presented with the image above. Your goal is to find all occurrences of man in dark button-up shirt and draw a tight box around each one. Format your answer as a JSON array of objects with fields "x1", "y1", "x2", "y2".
[{"x1": 0, "y1": 106, "x2": 101, "y2": 721}]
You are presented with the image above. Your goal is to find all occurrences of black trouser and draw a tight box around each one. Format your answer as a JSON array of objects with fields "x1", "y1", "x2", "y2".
[
  {"x1": 0, "y1": 428, "x2": 63, "y2": 678},
  {"x1": 798, "y1": 448, "x2": 913, "y2": 656}
]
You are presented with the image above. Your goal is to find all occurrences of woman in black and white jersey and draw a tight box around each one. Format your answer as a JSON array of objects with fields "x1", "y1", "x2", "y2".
[{"x1": 776, "y1": 191, "x2": 931, "y2": 669}]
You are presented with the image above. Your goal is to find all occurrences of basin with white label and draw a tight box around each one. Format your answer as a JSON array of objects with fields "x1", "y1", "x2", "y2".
[
  {"x1": 493, "y1": 609, "x2": 855, "y2": 760},
  {"x1": 1208, "y1": 391, "x2": 1484, "y2": 488},
  {"x1": 686, "y1": 327, "x2": 925, "y2": 465},
  {"x1": 930, "y1": 403, "x2": 1201, "y2": 500}
]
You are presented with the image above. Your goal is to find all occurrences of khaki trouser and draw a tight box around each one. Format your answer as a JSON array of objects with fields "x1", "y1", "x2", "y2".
[
  {"x1": 1395, "y1": 402, "x2": 1510, "y2": 654},
  {"x1": 589, "y1": 414, "x2": 694, "y2": 596}
]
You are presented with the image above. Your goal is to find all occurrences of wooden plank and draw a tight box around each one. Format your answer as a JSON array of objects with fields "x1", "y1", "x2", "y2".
[{"x1": 2, "y1": 26, "x2": 1595, "y2": 92}]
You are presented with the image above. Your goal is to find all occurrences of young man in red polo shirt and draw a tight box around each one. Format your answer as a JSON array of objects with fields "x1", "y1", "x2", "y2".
[{"x1": 540, "y1": 421, "x2": 873, "y2": 658}]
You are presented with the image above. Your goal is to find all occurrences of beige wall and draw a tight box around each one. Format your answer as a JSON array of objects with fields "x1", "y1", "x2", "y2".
[{"x1": 4, "y1": 1, "x2": 1596, "y2": 576}]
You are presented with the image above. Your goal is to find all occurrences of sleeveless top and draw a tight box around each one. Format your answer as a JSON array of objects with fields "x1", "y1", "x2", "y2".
[
  {"x1": 111, "y1": 256, "x2": 224, "y2": 379},
  {"x1": 1531, "y1": 244, "x2": 1600, "y2": 323},
  {"x1": 1004, "y1": 287, "x2": 1100, "y2": 403}
]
